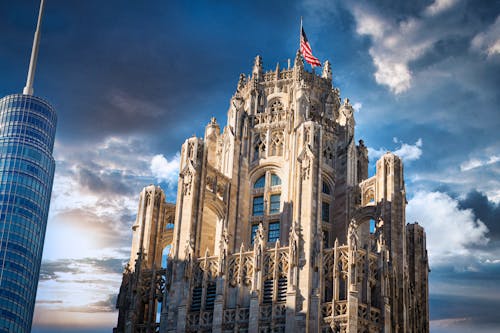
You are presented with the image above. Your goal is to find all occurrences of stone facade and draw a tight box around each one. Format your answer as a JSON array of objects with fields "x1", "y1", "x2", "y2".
[{"x1": 114, "y1": 52, "x2": 429, "y2": 333}]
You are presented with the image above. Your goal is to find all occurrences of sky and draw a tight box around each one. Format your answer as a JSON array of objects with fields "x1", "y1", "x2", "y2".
[{"x1": 0, "y1": 0, "x2": 499, "y2": 332}]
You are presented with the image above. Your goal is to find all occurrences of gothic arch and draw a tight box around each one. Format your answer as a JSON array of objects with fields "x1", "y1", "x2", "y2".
[
  {"x1": 322, "y1": 172, "x2": 335, "y2": 191},
  {"x1": 352, "y1": 205, "x2": 380, "y2": 225},
  {"x1": 198, "y1": 200, "x2": 224, "y2": 256},
  {"x1": 248, "y1": 162, "x2": 283, "y2": 182}
]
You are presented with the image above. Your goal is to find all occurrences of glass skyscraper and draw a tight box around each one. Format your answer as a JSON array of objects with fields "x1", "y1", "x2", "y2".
[
  {"x1": 0, "y1": 94, "x2": 56, "y2": 332},
  {"x1": 0, "y1": 0, "x2": 57, "y2": 331}
]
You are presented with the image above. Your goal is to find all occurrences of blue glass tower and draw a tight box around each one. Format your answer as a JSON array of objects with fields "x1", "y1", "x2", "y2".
[
  {"x1": 0, "y1": 95, "x2": 56, "y2": 332},
  {"x1": 0, "y1": 1, "x2": 57, "y2": 332}
]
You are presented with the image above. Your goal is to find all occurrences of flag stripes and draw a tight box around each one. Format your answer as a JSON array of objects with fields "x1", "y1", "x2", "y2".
[{"x1": 300, "y1": 27, "x2": 321, "y2": 67}]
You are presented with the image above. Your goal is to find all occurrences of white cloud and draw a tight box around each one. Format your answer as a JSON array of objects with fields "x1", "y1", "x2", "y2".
[
  {"x1": 368, "y1": 138, "x2": 423, "y2": 162},
  {"x1": 460, "y1": 155, "x2": 499, "y2": 171},
  {"x1": 352, "y1": 102, "x2": 362, "y2": 112},
  {"x1": 471, "y1": 15, "x2": 500, "y2": 57},
  {"x1": 407, "y1": 190, "x2": 489, "y2": 266},
  {"x1": 394, "y1": 138, "x2": 423, "y2": 161},
  {"x1": 424, "y1": 0, "x2": 460, "y2": 17},
  {"x1": 150, "y1": 152, "x2": 180, "y2": 186},
  {"x1": 351, "y1": 1, "x2": 462, "y2": 94}
]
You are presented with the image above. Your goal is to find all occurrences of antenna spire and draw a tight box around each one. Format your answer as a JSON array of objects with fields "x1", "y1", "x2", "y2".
[{"x1": 23, "y1": 0, "x2": 45, "y2": 96}]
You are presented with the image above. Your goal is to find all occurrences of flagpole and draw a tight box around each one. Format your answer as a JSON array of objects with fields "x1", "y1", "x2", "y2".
[{"x1": 300, "y1": 16, "x2": 303, "y2": 52}]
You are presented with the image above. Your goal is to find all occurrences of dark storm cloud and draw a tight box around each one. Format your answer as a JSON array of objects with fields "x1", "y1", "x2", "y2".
[{"x1": 459, "y1": 191, "x2": 500, "y2": 240}]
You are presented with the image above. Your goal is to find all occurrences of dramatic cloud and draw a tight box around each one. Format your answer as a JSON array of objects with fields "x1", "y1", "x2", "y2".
[
  {"x1": 471, "y1": 15, "x2": 500, "y2": 57},
  {"x1": 0, "y1": 0, "x2": 494, "y2": 332},
  {"x1": 369, "y1": 138, "x2": 423, "y2": 162},
  {"x1": 150, "y1": 152, "x2": 181, "y2": 188},
  {"x1": 407, "y1": 191, "x2": 489, "y2": 266},
  {"x1": 459, "y1": 190, "x2": 500, "y2": 240},
  {"x1": 350, "y1": 0, "x2": 473, "y2": 94}
]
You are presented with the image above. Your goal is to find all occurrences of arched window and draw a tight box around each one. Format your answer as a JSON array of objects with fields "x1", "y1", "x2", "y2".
[
  {"x1": 271, "y1": 174, "x2": 281, "y2": 186},
  {"x1": 254, "y1": 175, "x2": 265, "y2": 189},
  {"x1": 251, "y1": 171, "x2": 283, "y2": 244}
]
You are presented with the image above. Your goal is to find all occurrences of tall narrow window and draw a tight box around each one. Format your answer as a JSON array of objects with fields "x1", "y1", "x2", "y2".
[
  {"x1": 251, "y1": 224, "x2": 259, "y2": 244},
  {"x1": 205, "y1": 283, "x2": 216, "y2": 310},
  {"x1": 277, "y1": 277, "x2": 287, "y2": 303},
  {"x1": 322, "y1": 201, "x2": 330, "y2": 222},
  {"x1": 263, "y1": 279, "x2": 273, "y2": 304},
  {"x1": 251, "y1": 172, "x2": 283, "y2": 244},
  {"x1": 253, "y1": 196, "x2": 264, "y2": 216},
  {"x1": 322, "y1": 182, "x2": 331, "y2": 195},
  {"x1": 268, "y1": 222, "x2": 280, "y2": 243},
  {"x1": 269, "y1": 194, "x2": 281, "y2": 214},
  {"x1": 191, "y1": 286, "x2": 202, "y2": 312}
]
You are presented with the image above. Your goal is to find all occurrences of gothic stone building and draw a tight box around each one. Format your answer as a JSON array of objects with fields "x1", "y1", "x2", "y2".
[{"x1": 114, "y1": 52, "x2": 429, "y2": 333}]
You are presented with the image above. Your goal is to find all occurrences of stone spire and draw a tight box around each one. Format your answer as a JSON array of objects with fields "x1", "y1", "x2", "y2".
[
  {"x1": 252, "y1": 55, "x2": 263, "y2": 80},
  {"x1": 293, "y1": 50, "x2": 304, "y2": 71},
  {"x1": 322, "y1": 60, "x2": 332, "y2": 81}
]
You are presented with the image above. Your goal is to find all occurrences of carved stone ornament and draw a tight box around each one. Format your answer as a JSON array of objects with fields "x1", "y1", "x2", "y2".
[
  {"x1": 301, "y1": 154, "x2": 312, "y2": 180},
  {"x1": 348, "y1": 218, "x2": 359, "y2": 252},
  {"x1": 289, "y1": 221, "x2": 299, "y2": 268},
  {"x1": 218, "y1": 227, "x2": 230, "y2": 276},
  {"x1": 183, "y1": 239, "x2": 194, "y2": 280},
  {"x1": 237, "y1": 73, "x2": 246, "y2": 91}
]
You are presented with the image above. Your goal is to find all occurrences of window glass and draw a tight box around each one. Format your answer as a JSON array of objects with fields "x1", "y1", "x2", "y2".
[
  {"x1": 254, "y1": 175, "x2": 265, "y2": 188},
  {"x1": 271, "y1": 174, "x2": 281, "y2": 186},
  {"x1": 322, "y1": 202, "x2": 330, "y2": 222},
  {"x1": 322, "y1": 182, "x2": 331, "y2": 195},
  {"x1": 268, "y1": 222, "x2": 280, "y2": 243},
  {"x1": 251, "y1": 224, "x2": 259, "y2": 244},
  {"x1": 252, "y1": 196, "x2": 264, "y2": 216},
  {"x1": 269, "y1": 194, "x2": 280, "y2": 214}
]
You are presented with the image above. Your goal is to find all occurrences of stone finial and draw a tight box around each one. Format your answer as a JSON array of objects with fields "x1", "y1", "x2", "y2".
[
  {"x1": 294, "y1": 50, "x2": 304, "y2": 70},
  {"x1": 322, "y1": 60, "x2": 332, "y2": 80},
  {"x1": 237, "y1": 73, "x2": 246, "y2": 91},
  {"x1": 252, "y1": 55, "x2": 263, "y2": 79}
]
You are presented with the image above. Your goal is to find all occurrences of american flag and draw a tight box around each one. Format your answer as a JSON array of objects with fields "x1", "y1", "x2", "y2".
[{"x1": 300, "y1": 27, "x2": 322, "y2": 67}]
